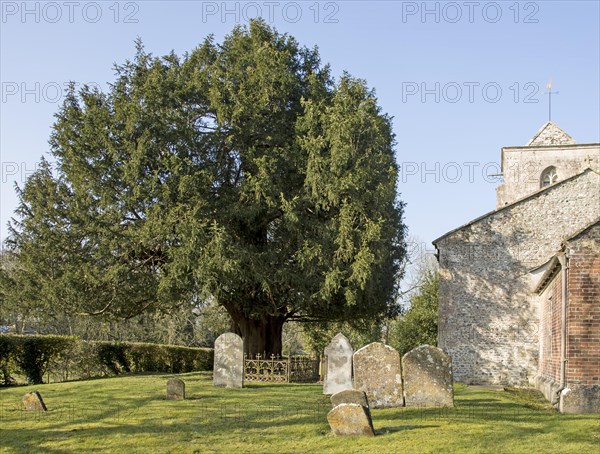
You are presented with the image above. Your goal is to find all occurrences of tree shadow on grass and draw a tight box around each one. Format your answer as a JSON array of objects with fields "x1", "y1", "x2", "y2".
[
  {"x1": 4, "y1": 396, "x2": 598, "y2": 452},
  {"x1": 375, "y1": 424, "x2": 440, "y2": 435}
]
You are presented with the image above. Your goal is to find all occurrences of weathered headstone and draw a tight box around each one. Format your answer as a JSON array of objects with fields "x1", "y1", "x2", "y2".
[
  {"x1": 402, "y1": 345, "x2": 454, "y2": 407},
  {"x1": 22, "y1": 391, "x2": 47, "y2": 411},
  {"x1": 353, "y1": 342, "x2": 403, "y2": 408},
  {"x1": 213, "y1": 332, "x2": 244, "y2": 388},
  {"x1": 166, "y1": 378, "x2": 185, "y2": 400},
  {"x1": 323, "y1": 333, "x2": 353, "y2": 395},
  {"x1": 331, "y1": 388, "x2": 373, "y2": 427},
  {"x1": 331, "y1": 388, "x2": 369, "y2": 408},
  {"x1": 327, "y1": 403, "x2": 375, "y2": 436}
]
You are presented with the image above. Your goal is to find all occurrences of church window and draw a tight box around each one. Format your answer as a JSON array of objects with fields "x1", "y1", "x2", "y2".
[{"x1": 540, "y1": 166, "x2": 558, "y2": 188}]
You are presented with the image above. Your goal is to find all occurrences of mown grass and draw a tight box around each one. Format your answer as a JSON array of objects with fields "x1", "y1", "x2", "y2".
[{"x1": 1, "y1": 374, "x2": 598, "y2": 453}]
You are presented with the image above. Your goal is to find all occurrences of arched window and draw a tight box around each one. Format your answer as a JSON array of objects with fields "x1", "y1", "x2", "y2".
[{"x1": 540, "y1": 166, "x2": 558, "y2": 188}]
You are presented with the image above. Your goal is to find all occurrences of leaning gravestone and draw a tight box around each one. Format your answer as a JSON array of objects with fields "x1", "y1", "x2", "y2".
[
  {"x1": 323, "y1": 333, "x2": 354, "y2": 395},
  {"x1": 22, "y1": 391, "x2": 47, "y2": 411},
  {"x1": 402, "y1": 345, "x2": 454, "y2": 407},
  {"x1": 213, "y1": 332, "x2": 244, "y2": 388},
  {"x1": 331, "y1": 389, "x2": 373, "y2": 428},
  {"x1": 327, "y1": 403, "x2": 375, "y2": 436},
  {"x1": 166, "y1": 378, "x2": 185, "y2": 400},
  {"x1": 353, "y1": 342, "x2": 403, "y2": 408}
]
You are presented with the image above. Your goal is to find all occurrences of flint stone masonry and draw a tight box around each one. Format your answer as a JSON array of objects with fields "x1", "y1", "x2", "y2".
[
  {"x1": 435, "y1": 169, "x2": 600, "y2": 386},
  {"x1": 327, "y1": 403, "x2": 375, "y2": 436},
  {"x1": 527, "y1": 121, "x2": 576, "y2": 147},
  {"x1": 435, "y1": 123, "x2": 600, "y2": 413},
  {"x1": 402, "y1": 345, "x2": 453, "y2": 407},
  {"x1": 166, "y1": 378, "x2": 185, "y2": 400},
  {"x1": 495, "y1": 143, "x2": 599, "y2": 208},
  {"x1": 331, "y1": 389, "x2": 373, "y2": 427},
  {"x1": 353, "y1": 342, "x2": 403, "y2": 408},
  {"x1": 213, "y1": 332, "x2": 244, "y2": 388},
  {"x1": 496, "y1": 121, "x2": 598, "y2": 208},
  {"x1": 22, "y1": 391, "x2": 47, "y2": 411},
  {"x1": 323, "y1": 333, "x2": 354, "y2": 395}
]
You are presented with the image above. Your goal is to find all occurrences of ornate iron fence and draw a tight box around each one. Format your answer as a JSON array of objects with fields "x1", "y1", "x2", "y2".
[
  {"x1": 243, "y1": 354, "x2": 321, "y2": 383},
  {"x1": 289, "y1": 356, "x2": 321, "y2": 383}
]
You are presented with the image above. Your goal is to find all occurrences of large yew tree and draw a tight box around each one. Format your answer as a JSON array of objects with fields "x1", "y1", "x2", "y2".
[{"x1": 7, "y1": 21, "x2": 405, "y2": 355}]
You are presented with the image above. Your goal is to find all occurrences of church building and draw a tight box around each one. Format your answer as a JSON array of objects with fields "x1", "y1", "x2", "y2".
[{"x1": 433, "y1": 121, "x2": 599, "y2": 413}]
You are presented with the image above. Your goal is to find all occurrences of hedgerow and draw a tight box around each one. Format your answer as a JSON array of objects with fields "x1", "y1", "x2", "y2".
[{"x1": 0, "y1": 334, "x2": 213, "y2": 385}]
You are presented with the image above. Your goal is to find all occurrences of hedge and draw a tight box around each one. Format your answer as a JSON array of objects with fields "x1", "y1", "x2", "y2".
[
  {"x1": 0, "y1": 334, "x2": 77, "y2": 384},
  {"x1": 0, "y1": 334, "x2": 213, "y2": 385},
  {"x1": 93, "y1": 341, "x2": 213, "y2": 376}
]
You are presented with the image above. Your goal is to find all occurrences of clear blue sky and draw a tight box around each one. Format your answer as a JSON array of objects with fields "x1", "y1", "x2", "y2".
[{"x1": 2, "y1": 1, "x2": 599, "y2": 256}]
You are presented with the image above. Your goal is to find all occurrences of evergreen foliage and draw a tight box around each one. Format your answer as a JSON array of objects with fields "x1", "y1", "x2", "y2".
[
  {"x1": 4, "y1": 21, "x2": 405, "y2": 355},
  {"x1": 0, "y1": 334, "x2": 77, "y2": 384}
]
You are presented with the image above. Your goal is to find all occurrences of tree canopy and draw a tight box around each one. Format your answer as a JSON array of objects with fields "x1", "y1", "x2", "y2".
[{"x1": 4, "y1": 20, "x2": 406, "y2": 355}]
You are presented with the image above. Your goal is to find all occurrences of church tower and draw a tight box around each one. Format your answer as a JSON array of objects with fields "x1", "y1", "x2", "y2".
[{"x1": 495, "y1": 121, "x2": 600, "y2": 207}]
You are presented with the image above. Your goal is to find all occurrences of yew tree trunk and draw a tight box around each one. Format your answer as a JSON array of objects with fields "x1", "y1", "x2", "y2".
[{"x1": 230, "y1": 313, "x2": 285, "y2": 356}]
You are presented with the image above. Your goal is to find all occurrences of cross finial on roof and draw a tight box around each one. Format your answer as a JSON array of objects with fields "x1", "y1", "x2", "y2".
[{"x1": 545, "y1": 80, "x2": 559, "y2": 122}]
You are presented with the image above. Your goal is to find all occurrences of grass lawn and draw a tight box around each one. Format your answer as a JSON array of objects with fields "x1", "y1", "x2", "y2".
[{"x1": 1, "y1": 373, "x2": 598, "y2": 453}]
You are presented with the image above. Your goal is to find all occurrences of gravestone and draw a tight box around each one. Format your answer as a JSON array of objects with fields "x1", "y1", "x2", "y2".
[
  {"x1": 323, "y1": 333, "x2": 353, "y2": 395},
  {"x1": 331, "y1": 388, "x2": 373, "y2": 428},
  {"x1": 166, "y1": 378, "x2": 185, "y2": 400},
  {"x1": 353, "y1": 342, "x2": 403, "y2": 408},
  {"x1": 213, "y1": 332, "x2": 244, "y2": 388},
  {"x1": 22, "y1": 391, "x2": 47, "y2": 411},
  {"x1": 327, "y1": 403, "x2": 375, "y2": 436},
  {"x1": 331, "y1": 388, "x2": 369, "y2": 409},
  {"x1": 402, "y1": 345, "x2": 454, "y2": 407}
]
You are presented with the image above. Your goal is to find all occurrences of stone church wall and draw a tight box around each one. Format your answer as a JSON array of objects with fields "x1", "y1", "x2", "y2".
[
  {"x1": 436, "y1": 170, "x2": 600, "y2": 385},
  {"x1": 496, "y1": 144, "x2": 599, "y2": 208}
]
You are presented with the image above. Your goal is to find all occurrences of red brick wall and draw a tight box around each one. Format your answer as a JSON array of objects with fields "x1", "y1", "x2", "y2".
[
  {"x1": 539, "y1": 272, "x2": 563, "y2": 382},
  {"x1": 566, "y1": 224, "x2": 600, "y2": 385}
]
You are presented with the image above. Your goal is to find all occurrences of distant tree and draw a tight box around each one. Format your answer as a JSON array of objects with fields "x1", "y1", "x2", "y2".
[
  {"x1": 389, "y1": 264, "x2": 438, "y2": 356},
  {"x1": 0, "y1": 248, "x2": 32, "y2": 334},
  {"x1": 302, "y1": 319, "x2": 383, "y2": 357},
  {"x1": 6, "y1": 20, "x2": 405, "y2": 355}
]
